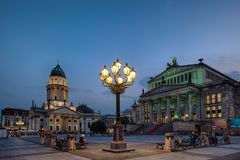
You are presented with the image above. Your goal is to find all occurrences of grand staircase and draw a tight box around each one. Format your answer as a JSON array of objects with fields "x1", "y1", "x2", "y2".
[{"x1": 132, "y1": 123, "x2": 173, "y2": 135}]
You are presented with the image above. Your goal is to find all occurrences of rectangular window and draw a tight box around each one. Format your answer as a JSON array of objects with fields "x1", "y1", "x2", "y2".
[
  {"x1": 56, "y1": 126, "x2": 59, "y2": 131},
  {"x1": 174, "y1": 77, "x2": 176, "y2": 83},
  {"x1": 185, "y1": 74, "x2": 188, "y2": 81},
  {"x1": 217, "y1": 93, "x2": 222, "y2": 102},
  {"x1": 170, "y1": 78, "x2": 173, "y2": 84},
  {"x1": 212, "y1": 113, "x2": 216, "y2": 118},
  {"x1": 56, "y1": 119, "x2": 59, "y2": 122},
  {"x1": 181, "y1": 75, "x2": 184, "y2": 82},
  {"x1": 212, "y1": 94, "x2": 216, "y2": 103},
  {"x1": 206, "y1": 95, "x2": 210, "y2": 104},
  {"x1": 177, "y1": 76, "x2": 180, "y2": 83},
  {"x1": 153, "y1": 113, "x2": 157, "y2": 122},
  {"x1": 167, "y1": 79, "x2": 169, "y2": 84},
  {"x1": 88, "y1": 122, "x2": 90, "y2": 128},
  {"x1": 218, "y1": 113, "x2": 222, "y2": 117},
  {"x1": 68, "y1": 126, "x2": 71, "y2": 131},
  {"x1": 50, "y1": 126, "x2": 53, "y2": 131}
]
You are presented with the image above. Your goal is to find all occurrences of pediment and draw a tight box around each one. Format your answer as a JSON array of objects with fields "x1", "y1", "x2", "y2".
[{"x1": 50, "y1": 107, "x2": 78, "y2": 115}]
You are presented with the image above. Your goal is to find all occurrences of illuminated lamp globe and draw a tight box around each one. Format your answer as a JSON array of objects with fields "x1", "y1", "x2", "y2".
[
  {"x1": 101, "y1": 65, "x2": 109, "y2": 77},
  {"x1": 130, "y1": 68, "x2": 136, "y2": 79},
  {"x1": 117, "y1": 76, "x2": 123, "y2": 84},
  {"x1": 123, "y1": 63, "x2": 131, "y2": 75},
  {"x1": 106, "y1": 75, "x2": 113, "y2": 84},
  {"x1": 111, "y1": 62, "x2": 119, "y2": 74},
  {"x1": 127, "y1": 75, "x2": 132, "y2": 83},
  {"x1": 115, "y1": 59, "x2": 121, "y2": 69}
]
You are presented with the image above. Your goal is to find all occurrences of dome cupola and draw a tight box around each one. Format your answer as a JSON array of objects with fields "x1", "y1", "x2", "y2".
[{"x1": 50, "y1": 64, "x2": 66, "y2": 78}]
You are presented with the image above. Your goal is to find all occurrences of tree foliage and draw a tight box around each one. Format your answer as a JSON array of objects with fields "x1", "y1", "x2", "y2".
[{"x1": 90, "y1": 120, "x2": 107, "y2": 134}]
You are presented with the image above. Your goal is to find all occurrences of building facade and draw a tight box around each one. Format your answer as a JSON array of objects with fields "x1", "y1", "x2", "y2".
[
  {"x1": 1, "y1": 108, "x2": 29, "y2": 130},
  {"x1": 134, "y1": 58, "x2": 240, "y2": 132},
  {"x1": 28, "y1": 64, "x2": 100, "y2": 133}
]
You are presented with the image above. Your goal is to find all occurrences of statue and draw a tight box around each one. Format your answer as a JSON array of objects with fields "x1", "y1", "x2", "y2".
[{"x1": 167, "y1": 57, "x2": 178, "y2": 68}]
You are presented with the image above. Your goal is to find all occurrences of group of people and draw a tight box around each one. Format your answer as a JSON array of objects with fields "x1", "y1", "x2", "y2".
[{"x1": 174, "y1": 131, "x2": 231, "y2": 149}]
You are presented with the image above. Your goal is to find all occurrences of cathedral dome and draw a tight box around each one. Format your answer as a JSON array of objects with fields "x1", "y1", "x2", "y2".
[
  {"x1": 50, "y1": 64, "x2": 66, "y2": 78},
  {"x1": 77, "y1": 104, "x2": 94, "y2": 113}
]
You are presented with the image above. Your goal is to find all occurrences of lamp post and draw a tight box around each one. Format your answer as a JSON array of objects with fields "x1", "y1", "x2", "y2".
[{"x1": 100, "y1": 59, "x2": 136, "y2": 152}]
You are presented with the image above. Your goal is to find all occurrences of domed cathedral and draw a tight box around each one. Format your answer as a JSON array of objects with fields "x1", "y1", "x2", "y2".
[
  {"x1": 44, "y1": 64, "x2": 70, "y2": 110},
  {"x1": 28, "y1": 64, "x2": 100, "y2": 133}
]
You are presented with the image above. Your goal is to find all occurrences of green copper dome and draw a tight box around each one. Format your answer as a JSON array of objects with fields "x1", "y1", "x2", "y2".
[{"x1": 50, "y1": 64, "x2": 66, "y2": 78}]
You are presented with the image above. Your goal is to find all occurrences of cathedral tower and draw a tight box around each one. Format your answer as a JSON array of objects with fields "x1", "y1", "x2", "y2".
[{"x1": 45, "y1": 64, "x2": 68, "y2": 110}]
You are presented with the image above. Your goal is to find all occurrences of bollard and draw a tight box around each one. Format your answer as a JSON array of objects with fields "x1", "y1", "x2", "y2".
[
  {"x1": 164, "y1": 133, "x2": 175, "y2": 152},
  {"x1": 200, "y1": 132, "x2": 209, "y2": 147},
  {"x1": 39, "y1": 133, "x2": 45, "y2": 144},
  {"x1": 50, "y1": 134, "x2": 57, "y2": 148},
  {"x1": 67, "y1": 134, "x2": 76, "y2": 151}
]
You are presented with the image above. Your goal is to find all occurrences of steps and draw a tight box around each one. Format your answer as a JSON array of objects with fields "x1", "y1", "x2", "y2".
[
  {"x1": 131, "y1": 123, "x2": 173, "y2": 135},
  {"x1": 146, "y1": 123, "x2": 163, "y2": 135}
]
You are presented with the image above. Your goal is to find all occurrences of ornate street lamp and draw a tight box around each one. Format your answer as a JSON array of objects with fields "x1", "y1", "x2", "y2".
[{"x1": 100, "y1": 59, "x2": 136, "y2": 152}]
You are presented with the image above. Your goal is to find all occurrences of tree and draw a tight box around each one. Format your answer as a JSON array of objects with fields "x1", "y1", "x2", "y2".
[
  {"x1": 120, "y1": 116, "x2": 131, "y2": 133},
  {"x1": 90, "y1": 120, "x2": 107, "y2": 134}
]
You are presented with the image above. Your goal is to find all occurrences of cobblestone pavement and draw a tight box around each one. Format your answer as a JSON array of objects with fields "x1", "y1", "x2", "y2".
[
  {"x1": 1, "y1": 136, "x2": 240, "y2": 160},
  {"x1": 0, "y1": 138, "x2": 90, "y2": 160}
]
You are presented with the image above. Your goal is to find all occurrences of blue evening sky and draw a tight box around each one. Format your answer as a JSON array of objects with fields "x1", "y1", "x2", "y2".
[{"x1": 0, "y1": 0, "x2": 240, "y2": 114}]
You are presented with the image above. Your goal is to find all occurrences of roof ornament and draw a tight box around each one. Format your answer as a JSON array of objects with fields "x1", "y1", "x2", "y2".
[
  {"x1": 198, "y1": 58, "x2": 204, "y2": 64},
  {"x1": 167, "y1": 57, "x2": 178, "y2": 68}
]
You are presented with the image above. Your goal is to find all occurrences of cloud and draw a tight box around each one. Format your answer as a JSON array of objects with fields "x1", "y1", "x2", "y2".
[
  {"x1": 225, "y1": 71, "x2": 240, "y2": 81},
  {"x1": 139, "y1": 76, "x2": 151, "y2": 89}
]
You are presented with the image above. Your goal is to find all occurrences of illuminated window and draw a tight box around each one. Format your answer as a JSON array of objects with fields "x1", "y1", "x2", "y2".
[
  {"x1": 206, "y1": 106, "x2": 210, "y2": 118},
  {"x1": 217, "y1": 93, "x2": 222, "y2": 102},
  {"x1": 212, "y1": 106, "x2": 216, "y2": 110},
  {"x1": 218, "y1": 106, "x2": 222, "y2": 110},
  {"x1": 207, "y1": 106, "x2": 210, "y2": 111},
  {"x1": 212, "y1": 113, "x2": 216, "y2": 118},
  {"x1": 206, "y1": 95, "x2": 210, "y2": 104},
  {"x1": 218, "y1": 113, "x2": 222, "y2": 117},
  {"x1": 212, "y1": 94, "x2": 216, "y2": 103}
]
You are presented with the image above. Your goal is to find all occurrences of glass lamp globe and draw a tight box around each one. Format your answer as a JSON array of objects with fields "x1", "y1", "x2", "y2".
[
  {"x1": 127, "y1": 75, "x2": 132, "y2": 83},
  {"x1": 117, "y1": 76, "x2": 123, "y2": 84},
  {"x1": 115, "y1": 59, "x2": 121, "y2": 69},
  {"x1": 101, "y1": 65, "x2": 109, "y2": 77},
  {"x1": 130, "y1": 68, "x2": 136, "y2": 79},
  {"x1": 123, "y1": 63, "x2": 131, "y2": 75},
  {"x1": 111, "y1": 63, "x2": 119, "y2": 74},
  {"x1": 106, "y1": 75, "x2": 113, "y2": 84}
]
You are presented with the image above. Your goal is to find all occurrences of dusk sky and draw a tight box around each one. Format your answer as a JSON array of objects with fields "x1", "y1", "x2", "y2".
[{"x1": 1, "y1": 0, "x2": 240, "y2": 114}]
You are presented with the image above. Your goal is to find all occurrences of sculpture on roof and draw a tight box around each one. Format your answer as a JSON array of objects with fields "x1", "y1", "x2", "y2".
[{"x1": 167, "y1": 57, "x2": 178, "y2": 68}]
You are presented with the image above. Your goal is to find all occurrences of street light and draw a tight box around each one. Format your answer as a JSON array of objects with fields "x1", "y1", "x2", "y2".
[{"x1": 100, "y1": 59, "x2": 136, "y2": 152}]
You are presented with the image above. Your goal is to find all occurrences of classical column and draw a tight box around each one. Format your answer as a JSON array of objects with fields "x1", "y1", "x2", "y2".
[
  {"x1": 176, "y1": 94, "x2": 180, "y2": 119},
  {"x1": 147, "y1": 101, "x2": 153, "y2": 123},
  {"x1": 84, "y1": 118, "x2": 86, "y2": 132},
  {"x1": 166, "y1": 96, "x2": 171, "y2": 123},
  {"x1": 139, "y1": 102, "x2": 144, "y2": 124},
  {"x1": 196, "y1": 93, "x2": 201, "y2": 121},
  {"x1": 188, "y1": 92, "x2": 192, "y2": 120},
  {"x1": 158, "y1": 98, "x2": 162, "y2": 123}
]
